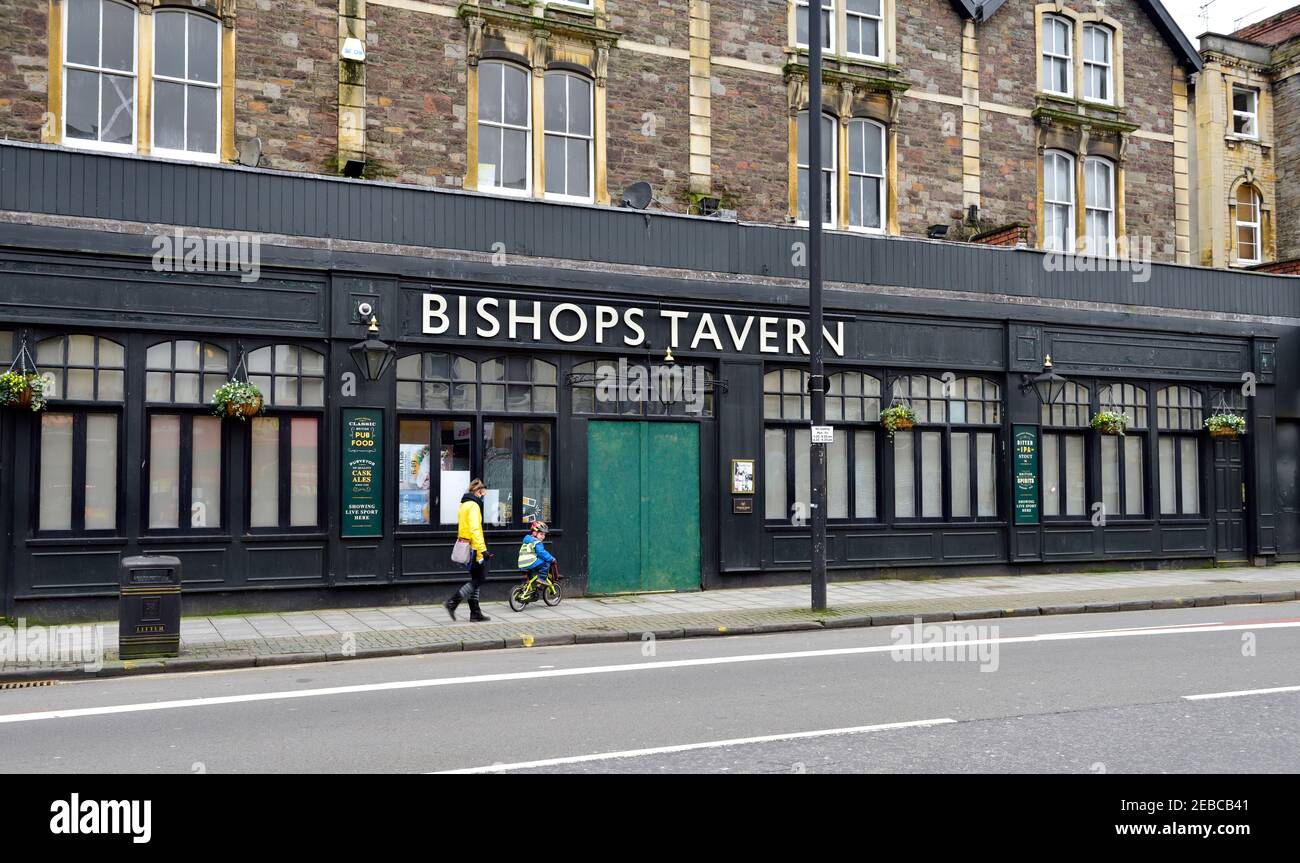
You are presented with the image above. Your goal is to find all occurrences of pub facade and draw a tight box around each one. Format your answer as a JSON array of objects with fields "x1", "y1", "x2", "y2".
[{"x1": 0, "y1": 143, "x2": 1295, "y2": 619}]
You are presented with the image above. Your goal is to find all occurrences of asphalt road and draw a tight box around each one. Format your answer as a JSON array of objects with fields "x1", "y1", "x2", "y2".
[{"x1": 2, "y1": 602, "x2": 1298, "y2": 773}]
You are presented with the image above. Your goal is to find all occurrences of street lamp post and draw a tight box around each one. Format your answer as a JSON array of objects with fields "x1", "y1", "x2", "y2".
[{"x1": 808, "y1": 6, "x2": 828, "y2": 611}]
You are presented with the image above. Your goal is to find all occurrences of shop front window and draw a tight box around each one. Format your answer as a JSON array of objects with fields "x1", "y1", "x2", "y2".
[
  {"x1": 1042, "y1": 381, "x2": 1089, "y2": 518},
  {"x1": 571, "y1": 359, "x2": 714, "y2": 417},
  {"x1": 35, "y1": 335, "x2": 124, "y2": 534},
  {"x1": 1098, "y1": 382, "x2": 1147, "y2": 518},
  {"x1": 1157, "y1": 386, "x2": 1202, "y2": 516},
  {"x1": 246, "y1": 344, "x2": 325, "y2": 531}
]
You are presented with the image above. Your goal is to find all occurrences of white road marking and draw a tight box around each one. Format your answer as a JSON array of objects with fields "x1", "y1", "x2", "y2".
[
  {"x1": 1183, "y1": 684, "x2": 1300, "y2": 701},
  {"x1": 433, "y1": 718, "x2": 957, "y2": 774},
  {"x1": 1, "y1": 620, "x2": 1297, "y2": 725}
]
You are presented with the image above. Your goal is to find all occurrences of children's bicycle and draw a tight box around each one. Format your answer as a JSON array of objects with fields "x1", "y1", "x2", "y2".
[{"x1": 509, "y1": 563, "x2": 563, "y2": 611}]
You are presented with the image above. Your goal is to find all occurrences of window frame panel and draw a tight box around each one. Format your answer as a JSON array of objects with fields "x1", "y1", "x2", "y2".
[
  {"x1": 150, "y1": 8, "x2": 222, "y2": 162},
  {"x1": 1043, "y1": 149, "x2": 1076, "y2": 253},
  {"x1": 1082, "y1": 23, "x2": 1113, "y2": 105},
  {"x1": 846, "y1": 118, "x2": 887, "y2": 233},
  {"x1": 542, "y1": 71, "x2": 595, "y2": 204},
  {"x1": 1083, "y1": 156, "x2": 1115, "y2": 257},
  {"x1": 34, "y1": 409, "x2": 123, "y2": 537},
  {"x1": 477, "y1": 60, "x2": 533, "y2": 197},
  {"x1": 1234, "y1": 185, "x2": 1262, "y2": 265},
  {"x1": 796, "y1": 111, "x2": 838, "y2": 229},
  {"x1": 144, "y1": 410, "x2": 227, "y2": 534},
  {"x1": 1041, "y1": 14, "x2": 1074, "y2": 97},
  {"x1": 1232, "y1": 86, "x2": 1259, "y2": 139},
  {"x1": 62, "y1": 0, "x2": 139, "y2": 153}
]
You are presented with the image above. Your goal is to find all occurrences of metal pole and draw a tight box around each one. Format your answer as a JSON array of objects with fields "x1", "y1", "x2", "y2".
[{"x1": 808, "y1": 4, "x2": 827, "y2": 611}]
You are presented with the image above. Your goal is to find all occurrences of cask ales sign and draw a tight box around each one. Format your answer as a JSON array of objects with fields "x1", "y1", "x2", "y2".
[{"x1": 343, "y1": 409, "x2": 383, "y2": 538}]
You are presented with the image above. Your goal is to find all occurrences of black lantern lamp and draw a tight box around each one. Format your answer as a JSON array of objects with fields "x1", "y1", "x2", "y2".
[
  {"x1": 349, "y1": 317, "x2": 397, "y2": 382},
  {"x1": 1021, "y1": 355, "x2": 1069, "y2": 406}
]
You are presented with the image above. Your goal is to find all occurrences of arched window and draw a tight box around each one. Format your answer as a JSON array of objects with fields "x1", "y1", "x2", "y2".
[
  {"x1": 1083, "y1": 24, "x2": 1113, "y2": 103},
  {"x1": 847, "y1": 119, "x2": 886, "y2": 232},
  {"x1": 1156, "y1": 386, "x2": 1202, "y2": 516},
  {"x1": 1042, "y1": 14, "x2": 1073, "y2": 96},
  {"x1": 478, "y1": 61, "x2": 532, "y2": 195},
  {"x1": 1042, "y1": 381, "x2": 1090, "y2": 518},
  {"x1": 34, "y1": 334, "x2": 125, "y2": 534},
  {"x1": 152, "y1": 9, "x2": 221, "y2": 159},
  {"x1": 1235, "y1": 185, "x2": 1262, "y2": 265},
  {"x1": 543, "y1": 72, "x2": 593, "y2": 202},
  {"x1": 797, "y1": 112, "x2": 837, "y2": 227},
  {"x1": 64, "y1": 0, "x2": 137, "y2": 151},
  {"x1": 890, "y1": 375, "x2": 1000, "y2": 520},
  {"x1": 144, "y1": 340, "x2": 228, "y2": 531},
  {"x1": 1084, "y1": 157, "x2": 1115, "y2": 257},
  {"x1": 246, "y1": 345, "x2": 325, "y2": 531},
  {"x1": 1044, "y1": 150, "x2": 1075, "y2": 252}
]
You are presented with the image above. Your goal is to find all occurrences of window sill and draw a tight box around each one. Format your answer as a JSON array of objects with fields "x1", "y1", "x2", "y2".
[
  {"x1": 26, "y1": 535, "x2": 128, "y2": 547},
  {"x1": 241, "y1": 532, "x2": 329, "y2": 543},
  {"x1": 139, "y1": 534, "x2": 234, "y2": 544},
  {"x1": 61, "y1": 137, "x2": 137, "y2": 156}
]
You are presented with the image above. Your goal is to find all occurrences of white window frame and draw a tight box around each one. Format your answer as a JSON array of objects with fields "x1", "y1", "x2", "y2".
[
  {"x1": 1232, "y1": 86, "x2": 1259, "y2": 139},
  {"x1": 1043, "y1": 150, "x2": 1076, "y2": 253},
  {"x1": 62, "y1": 0, "x2": 138, "y2": 154},
  {"x1": 547, "y1": 0, "x2": 594, "y2": 9},
  {"x1": 1082, "y1": 23, "x2": 1113, "y2": 105},
  {"x1": 796, "y1": 0, "x2": 836, "y2": 53},
  {"x1": 477, "y1": 61, "x2": 533, "y2": 198},
  {"x1": 150, "y1": 9, "x2": 222, "y2": 163},
  {"x1": 846, "y1": 118, "x2": 886, "y2": 234},
  {"x1": 797, "y1": 111, "x2": 838, "y2": 230},
  {"x1": 844, "y1": 0, "x2": 884, "y2": 62},
  {"x1": 1041, "y1": 14, "x2": 1073, "y2": 98},
  {"x1": 1235, "y1": 185, "x2": 1262, "y2": 265},
  {"x1": 1083, "y1": 156, "x2": 1115, "y2": 257},
  {"x1": 542, "y1": 71, "x2": 595, "y2": 204}
]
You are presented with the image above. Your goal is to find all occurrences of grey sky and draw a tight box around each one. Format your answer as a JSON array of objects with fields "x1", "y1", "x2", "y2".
[{"x1": 1164, "y1": 0, "x2": 1294, "y2": 41}]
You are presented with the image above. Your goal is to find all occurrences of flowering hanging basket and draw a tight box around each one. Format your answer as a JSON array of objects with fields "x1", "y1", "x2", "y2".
[
  {"x1": 211, "y1": 380, "x2": 264, "y2": 420},
  {"x1": 1091, "y1": 410, "x2": 1130, "y2": 436},
  {"x1": 0, "y1": 371, "x2": 47, "y2": 413},
  {"x1": 881, "y1": 404, "x2": 917, "y2": 438},
  {"x1": 1205, "y1": 413, "x2": 1246, "y2": 440}
]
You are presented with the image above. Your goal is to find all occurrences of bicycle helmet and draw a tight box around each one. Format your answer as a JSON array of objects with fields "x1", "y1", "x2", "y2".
[{"x1": 530, "y1": 520, "x2": 549, "y2": 535}]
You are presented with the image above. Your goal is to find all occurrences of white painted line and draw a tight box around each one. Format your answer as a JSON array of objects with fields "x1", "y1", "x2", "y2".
[
  {"x1": 433, "y1": 718, "x2": 957, "y2": 774},
  {"x1": 3, "y1": 620, "x2": 1298, "y2": 725},
  {"x1": 1183, "y1": 684, "x2": 1300, "y2": 701}
]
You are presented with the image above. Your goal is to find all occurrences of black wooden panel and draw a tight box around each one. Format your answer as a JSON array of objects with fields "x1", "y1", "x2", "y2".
[
  {"x1": 27, "y1": 548, "x2": 121, "y2": 593},
  {"x1": 1159, "y1": 525, "x2": 1213, "y2": 554},
  {"x1": 1042, "y1": 527, "x2": 1098, "y2": 558},
  {"x1": 771, "y1": 532, "x2": 844, "y2": 564},
  {"x1": 398, "y1": 541, "x2": 470, "y2": 579},
  {"x1": 149, "y1": 547, "x2": 228, "y2": 587},
  {"x1": 938, "y1": 529, "x2": 1005, "y2": 560},
  {"x1": 343, "y1": 544, "x2": 383, "y2": 581},
  {"x1": 245, "y1": 546, "x2": 327, "y2": 583},
  {"x1": 840, "y1": 531, "x2": 934, "y2": 563},
  {"x1": 1101, "y1": 526, "x2": 1158, "y2": 556}
]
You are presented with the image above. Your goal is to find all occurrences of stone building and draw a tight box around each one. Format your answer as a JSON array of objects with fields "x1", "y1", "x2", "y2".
[{"x1": 1191, "y1": 6, "x2": 1300, "y2": 271}]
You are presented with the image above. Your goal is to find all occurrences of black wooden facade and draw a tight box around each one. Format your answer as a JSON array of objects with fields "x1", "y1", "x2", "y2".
[{"x1": 1, "y1": 142, "x2": 1297, "y2": 619}]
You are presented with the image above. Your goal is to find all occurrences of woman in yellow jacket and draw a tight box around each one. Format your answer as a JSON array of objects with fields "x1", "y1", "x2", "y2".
[{"x1": 445, "y1": 478, "x2": 491, "y2": 621}]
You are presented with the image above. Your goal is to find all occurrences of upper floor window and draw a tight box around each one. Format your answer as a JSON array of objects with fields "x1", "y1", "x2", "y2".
[
  {"x1": 477, "y1": 62, "x2": 531, "y2": 195},
  {"x1": 543, "y1": 72, "x2": 594, "y2": 202},
  {"x1": 796, "y1": 0, "x2": 835, "y2": 51},
  {"x1": 845, "y1": 0, "x2": 883, "y2": 60},
  {"x1": 1232, "y1": 86, "x2": 1259, "y2": 138},
  {"x1": 1235, "y1": 185, "x2": 1262, "y2": 265},
  {"x1": 1082, "y1": 24, "x2": 1113, "y2": 103},
  {"x1": 153, "y1": 9, "x2": 221, "y2": 160},
  {"x1": 1042, "y1": 15, "x2": 1073, "y2": 96},
  {"x1": 1043, "y1": 150, "x2": 1075, "y2": 253},
  {"x1": 797, "y1": 112, "x2": 837, "y2": 228},
  {"x1": 847, "y1": 119, "x2": 886, "y2": 232},
  {"x1": 64, "y1": 0, "x2": 137, "y2": 152},
  {"x1": 1084, "y1": 157, "x2": 1115, "y2": 257},
  {"x1": 36, "y1": 334, "x2": 125, "y2": 401}
]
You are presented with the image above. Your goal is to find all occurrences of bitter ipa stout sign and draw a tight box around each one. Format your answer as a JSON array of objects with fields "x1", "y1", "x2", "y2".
[
  {"x1": 343, "y1": 409, "x2": 383, "y2": 537},
  {"x1": 1013, "y1": 425, "x2": 1040, "y2": 526}
]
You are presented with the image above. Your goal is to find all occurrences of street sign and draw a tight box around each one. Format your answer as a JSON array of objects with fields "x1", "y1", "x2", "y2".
[
  {"x1": 811, "y1": 425, "x2": 834, "y2": 444},
  {"x1": 1013, "y1": 424, "x2": 1040, "y2": 525},
  {"x1": 342, "y1": 409, "x2": 383, "y2": 537}
]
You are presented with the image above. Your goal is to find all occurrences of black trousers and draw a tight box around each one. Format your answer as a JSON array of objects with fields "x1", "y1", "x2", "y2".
[{"x1": 455, "y1": 556, "x2": 488, "y2": 602}]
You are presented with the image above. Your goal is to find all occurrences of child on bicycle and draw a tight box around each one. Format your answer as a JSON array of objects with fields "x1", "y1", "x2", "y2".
[{"x1": 516, "y1": 520, "x2": 558, "y2": 597}]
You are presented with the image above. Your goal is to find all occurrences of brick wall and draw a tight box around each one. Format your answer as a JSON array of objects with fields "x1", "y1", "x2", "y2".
[
  {"x1": 896, "y1": 97, "x2": 964, "y2": 233},
  {"x1": 897, "y1": 0, "x2": 962, "y2": 95},
  {"x1": 710, "y1": 0, "x2": 786, "y2": 66},
  {"x1": 607, "y1": 49, "x2": 691, "y2": 210},
  {"x1": 978, "y1": 112, "x2": 1038, "y2": 237},
  {"x1": 365, "y1": 5, "x2": 466, "y2": 187},
  {"x1": 1125, "y1": 137, "x2": 1176, "y2": 260},
  {"x1": 235, "y1": 0, "x2": 338, "y2": 175},
  {"x1": 608, "y1": 0, "x2": 690, "y2": 51},
  {"x1": 1274, "y1": 73, "x2": 1300, "y2": 259},
  {"x1": 0, "y1": 0, "x2": 47, "y2": 142}
]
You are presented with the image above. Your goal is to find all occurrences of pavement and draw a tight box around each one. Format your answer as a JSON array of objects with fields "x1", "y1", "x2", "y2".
[
  {"x1": 2, "y1": 601, "x2": 1298, "y2": 773},
  {"x1": 3, "y1": 563, "x2": 1299, "y2": 681}
]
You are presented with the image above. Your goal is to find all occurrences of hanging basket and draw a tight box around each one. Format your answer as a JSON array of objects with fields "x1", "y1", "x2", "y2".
[
  {"x1": 211, "y1": 380, "x2": 265, "y2": 421},
  {"x1": 1205, "y1": 413, "x2": 1246, "y2": 440},
  {"x1": 1209, "y1": 427, "x2": 1240, "y2": 440},
  {"x1": 225, "y1": 394, "x2": 263, "y2": 419},
  {"x1": 1091, "y1": 411, "x2": 1130, "y2": 437},
  {"x1": 880, "y1": 405, "x2": 918, "y2": 439},
  {"x1": 0, "y1": 371, "x2": 47, "y2": 413}
]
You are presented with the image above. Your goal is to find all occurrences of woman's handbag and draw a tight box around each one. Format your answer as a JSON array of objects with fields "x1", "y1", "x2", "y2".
[{"x1": 451, "y1": 538, "x2": 473, "y2": 565}]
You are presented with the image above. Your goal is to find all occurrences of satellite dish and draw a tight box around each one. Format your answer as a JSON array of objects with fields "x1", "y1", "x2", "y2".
[
  {"x1": 236, "y1": 137, "x2": 262, "y2": 168},
  {"x1": 620, "y1": 182, "x2": 653, "y2": 210}
]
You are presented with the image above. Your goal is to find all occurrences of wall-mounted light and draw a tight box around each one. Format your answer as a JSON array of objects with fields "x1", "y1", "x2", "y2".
[
  {"x1": 1020, "y1": 355, "x2": 1069, "y2": 406},
  {"x1": 348, "y1": 317, "x2": 397, "y2": 382}
]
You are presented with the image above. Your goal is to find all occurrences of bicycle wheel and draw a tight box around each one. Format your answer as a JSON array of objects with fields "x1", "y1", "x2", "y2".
[
  {"x1": 543, "y1": 581, "x2": 562, "y2": 607},
  {"x1": 509, "y1": 586, "x2": 528, "y2": 612}
]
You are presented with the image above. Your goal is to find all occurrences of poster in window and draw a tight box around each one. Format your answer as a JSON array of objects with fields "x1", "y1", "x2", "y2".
[
  {"x1": 731, "y1": 459, "x2": 755, "y2": 495},
  {"x1": 399, "y1": 442, "x2": 431, "y2": 525}
]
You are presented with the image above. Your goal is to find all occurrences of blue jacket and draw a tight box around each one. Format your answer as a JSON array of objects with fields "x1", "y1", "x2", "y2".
[{"x1": 522, "y1": 534, "x2": 555, "y2": 571}]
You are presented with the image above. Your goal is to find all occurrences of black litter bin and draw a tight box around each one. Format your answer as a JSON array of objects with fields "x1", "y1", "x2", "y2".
[{"x1": 119, "y1": 555, "x2": 182, "y2": 659}]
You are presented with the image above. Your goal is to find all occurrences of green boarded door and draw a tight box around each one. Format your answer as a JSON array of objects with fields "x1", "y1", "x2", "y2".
[{"x1": 587, "y1": 421, "x2": 700, "y2": 594}]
